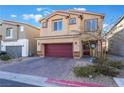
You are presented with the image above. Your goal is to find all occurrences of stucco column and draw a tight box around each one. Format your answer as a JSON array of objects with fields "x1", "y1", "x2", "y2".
[
  {"x1": 97, "y1": 40, "x2": 102, "y2": 57},
  {"x1": 37, "y1": 40, "x2": 44, "y2": 57},
  {"x1": 73, "y1": 38, "x2": 82, "y2": 59}
]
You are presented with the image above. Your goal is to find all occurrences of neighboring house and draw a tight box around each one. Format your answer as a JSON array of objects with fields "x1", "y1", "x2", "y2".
[
  {"x1": 0, "y1": 20, "x2": 40, "y2": 58},
  {"x1": 36, "y1": 10, "x2": 104, "y2": 59},
  {"x1": 106, "y1": 15, "x2": 124, "y2": 56}
]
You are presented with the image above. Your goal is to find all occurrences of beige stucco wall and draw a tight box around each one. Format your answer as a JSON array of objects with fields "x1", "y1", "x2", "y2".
[
  {"x1": 40, "y1": 13, "x2": 103, "y2": 37},
  {"x1": 1, "y1": 23, "x2": 18, "y2": 41},
  {"x1": 37, "y1": 37, "x2": 82, "y2": 59},
  {"x1": 24, "y1": 25, "x2": 40, "y2": 56},
  {"x1": 37, "y1": 11, "x2": 104, "y2": 59},
  {"x1": 40, "y1": 14, "x2": 81, "y2": 36},
  {"x1": 0, "y1": 21, "x2": 40, "y2": 56}
]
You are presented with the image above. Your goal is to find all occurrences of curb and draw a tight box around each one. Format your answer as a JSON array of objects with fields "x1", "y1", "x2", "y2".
[
  {"x1": 46, "y1": 78, "x2": 104, "y2": 87},
  {"x1": 0, "y1": 71, "x2": 104, "y2": 87},
  {"x1": 0, "y1": 71, "x2": 57, "y2": 87}
]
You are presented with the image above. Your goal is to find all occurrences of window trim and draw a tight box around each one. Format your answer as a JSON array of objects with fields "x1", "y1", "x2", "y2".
[
  {"x1": 53, "y1": 19, "x2": 63, "y2": 32},
  {"x1": 5, "y1": 28, "x2": 13, "y2": 39},
  {"x1": 69, "y1": 18, "x2": 76, "y2": 25},
  {"x1": 42, "y1": 22, "x2": 48, "y2": 28},
  {"x1": 19, "y1": 25, "x2": 24, "y2": 32},
  {"x1": 84, "y1": 18, "x2": 98, "y2": 32}
]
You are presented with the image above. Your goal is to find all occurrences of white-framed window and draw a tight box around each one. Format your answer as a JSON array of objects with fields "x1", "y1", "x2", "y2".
[
  {"x1": 85, "y1": 19, "x2": 97, "y2": 31},
  {"x1": 19, "y1": 26, "x2": 24, "y2": 32},
  {"x1": 42, "y1": 22, "x2": 48, "y2": 28},
  {"x1": 5, "y1": 28, "x2": 13, "y2": 38},
  {"x1": 69, "y1": 18, "x2": 76, "y2": 25},
  {"x1": 53, "y1": 19, "x2": 62, "y2": 31}
]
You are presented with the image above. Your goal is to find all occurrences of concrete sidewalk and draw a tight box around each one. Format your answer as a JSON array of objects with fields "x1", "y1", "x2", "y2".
[
  {"x1": 113, "y1": 78, "x2": 124, "y2": 87},
  {"x1": 0, "y1": 71, "x2": 104, "y2": 87},
  {"x1": 0, "y1": 71, "x2": 57, "y2": 87}
]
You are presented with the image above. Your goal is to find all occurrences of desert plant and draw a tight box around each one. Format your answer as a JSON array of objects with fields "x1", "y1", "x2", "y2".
[
  {"x1": 0, "y1": 54, "x2": 11, "y2": 61},
  {"x1": 93, "y1": 65, "x2": 119, "y2": 77},
  {"x1": 73, "y1": 66, "x2": 96, "y2": 77},
  {"x1": 93, "y1": 57, "x2": 124, "y2": 69},
  {"x1": 73, "y1": 57, "x2": 122, "y2": 77},
  {"x1": 93, "y1": 57, "x2": 109, "y2": 64},
  {"x1": 74, "y1": 65, "x2": 119, "y2": 77},
  {"x1": 107, "y1": 61, "x2": 123, "y2": 69}
]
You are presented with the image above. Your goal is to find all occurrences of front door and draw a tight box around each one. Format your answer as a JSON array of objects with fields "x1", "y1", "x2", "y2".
[{"x1": 83, "y1": 42, "x2": 90, "y2": 55}]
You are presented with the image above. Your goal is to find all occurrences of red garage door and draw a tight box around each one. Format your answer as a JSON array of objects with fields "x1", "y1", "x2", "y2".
[{"x1": 45, "y1": 43, "x2": 73, "y2": 58}]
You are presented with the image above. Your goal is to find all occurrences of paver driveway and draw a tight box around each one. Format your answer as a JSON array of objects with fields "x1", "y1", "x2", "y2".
[{"x1": 0, "y1": 57, "x2": 76, "y2": 79}]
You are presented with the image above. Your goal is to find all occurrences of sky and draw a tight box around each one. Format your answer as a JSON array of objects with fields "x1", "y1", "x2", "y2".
[{"x1": 0, "y1": 5, "x2": 124, "y2": 31}]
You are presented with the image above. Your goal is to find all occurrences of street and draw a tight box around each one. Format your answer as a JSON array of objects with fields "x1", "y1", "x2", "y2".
[{"x1": 0, "y1": 79, "x2": 38, "y2": 87}]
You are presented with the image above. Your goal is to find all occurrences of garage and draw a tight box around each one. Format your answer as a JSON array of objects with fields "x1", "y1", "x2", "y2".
[
  {"x1": 45, "y1": 43, "x2": 73, "y2": 58},
  {"x1": 6, "y1": 46, "x2": 22, "y2": 58}
]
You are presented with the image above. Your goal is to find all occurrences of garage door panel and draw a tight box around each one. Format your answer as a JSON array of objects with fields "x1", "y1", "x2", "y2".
[
  {"x1": 45, "y1": 43, "x2": 73, "y2": 58},
  {"x1": 6, "y1": 46, "x2": 22, "y2": 58}
]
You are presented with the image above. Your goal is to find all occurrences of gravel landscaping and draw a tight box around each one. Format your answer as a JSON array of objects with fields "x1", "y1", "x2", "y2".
[
  {"x1": 107, "y1": 54, "x2": 124, "y2": 78},
  {"x1": 64, "y1": 71, "x2": 117, "y2": 87},
  {"x1": 107, "y1": 54, "x2": 124, "y2": 62},
  {"x1": 64, "y1": 57, "x2": 118, "y2": 87},
  {"x1": 0, "y1": 57, "x2": 35, "y2": 68}
]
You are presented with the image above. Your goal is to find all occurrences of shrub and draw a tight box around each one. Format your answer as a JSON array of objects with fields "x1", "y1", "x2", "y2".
[
  {"x1": 0, "y1": 51, "x2": 7, "y2": 56},
  {"x1": 73, "y1": 66, "x2": 96, "y2": 77},
  {"x1": 73, "y1": 57, "x2": 122, "y2": 77},
  {"x1": 0, "y1": 54, "x2": 11, "y2": 61},
  {"x1": 93, "y1": 57, "x2": 124, "y2": 69},
  {"x1": 92, "y1": 57, "x2": 108, "y2": 65},
  {"x1": 108, "y1": 61, "x2": 123, "y2": 69},
  {"x1": 93, "y1": 65, "x2": 119, "y2": 77},
  {"x1": 92, "y1": 57, "x2": 120, "y2": 77}
]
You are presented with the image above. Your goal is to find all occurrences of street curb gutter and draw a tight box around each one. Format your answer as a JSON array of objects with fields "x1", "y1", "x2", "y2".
[
  {"x1": 46, "y1": 78, "x2": 104, "y2": 87},
  {"x1": 0, "y1": 71, "x2": 57, "y2": 87},
  {"x1": 0, "y1": 71, "x2": 104, "y2": 87}
]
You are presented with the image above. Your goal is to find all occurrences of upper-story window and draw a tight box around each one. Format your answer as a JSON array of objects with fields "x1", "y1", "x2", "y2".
[
  {"x1": 42, "y1": 22, "x2": 48, "y2": 28},
  {"x1": 69, "y1": 18, "x2": 76, "y2": 25},
  {"x1": 85, "y1": 19, "x2": 97, "y2": 31},
  {"x1": 53, "y1": 19, "x2": 62, "y2": 31},
  {"x1": 6, "y1": 28, "x2": 13, "y2": 38},
  {"x1": 19, "y1": 26, "x2": 24, "y2": 32}
]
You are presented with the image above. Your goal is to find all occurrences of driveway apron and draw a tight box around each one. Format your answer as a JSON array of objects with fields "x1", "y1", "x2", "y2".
[{"x1": 0, "y1": 57, "x2": 75, "y2": 79}]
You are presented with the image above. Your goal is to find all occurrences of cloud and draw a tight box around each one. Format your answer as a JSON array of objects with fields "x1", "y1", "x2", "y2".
[
  {"x1": 74, "y1": 8, "x2": 86, "y2": 11},
  {"x1": 22, "y1": 14, "x2": 43, "y2": 22},
  {"x1": 34, "y1": 14, "x2": 43, "y2": 21},
  {"x1": 36, "y1": 7, "x2": 45, "y2": 12},
  {"x1": 10, "y1": 14, "x2": 17, "y2": 18},
  {"x1": 43, "y1": 11, "x2": 51, "y2": 16},
  {"x1": 103, "y1": 23, "x2": 108, "y2": 28},
  {"x1": 22, "y1": 14, "x2": 34, "y2": 20}
]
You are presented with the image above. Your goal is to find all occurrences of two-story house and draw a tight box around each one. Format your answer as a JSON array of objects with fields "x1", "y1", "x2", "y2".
[
  {"x1": 36, "y1": 10, "x2": 104, "y2": 59},
  {"x1": 106, "y1": 15, "x2": 124, "y2": 56},
  {"x1": 0, "y1": 20, "x2": 40, "y2": 58}
]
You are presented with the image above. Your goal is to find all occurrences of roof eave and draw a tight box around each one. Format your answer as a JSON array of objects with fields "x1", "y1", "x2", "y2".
[{"x1": 39, "y1": 10, "x2": 105, "y2": 22}]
